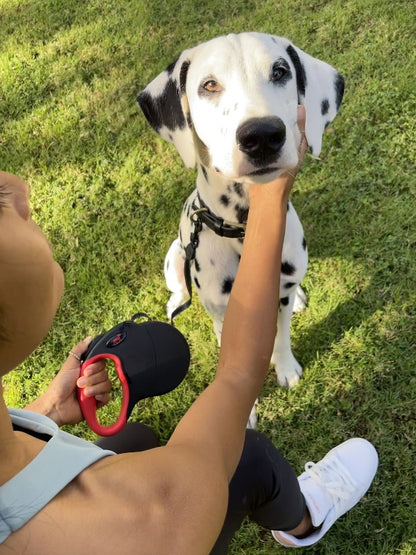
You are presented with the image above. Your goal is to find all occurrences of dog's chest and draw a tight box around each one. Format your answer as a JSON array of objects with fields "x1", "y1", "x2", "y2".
[{"x1": 179, "y1": 178, "x2": 307, "y2": 292}]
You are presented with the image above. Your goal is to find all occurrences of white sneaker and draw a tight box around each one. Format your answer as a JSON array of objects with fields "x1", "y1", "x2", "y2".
[{"x1": 272, "y1": 438, "x2": 378, "y2": 547}]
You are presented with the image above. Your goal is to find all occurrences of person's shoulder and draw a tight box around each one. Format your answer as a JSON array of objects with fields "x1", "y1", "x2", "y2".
[
  {"x1": 70, "y1": 447, "x2": 226, "y2": 553},
  {"x1": 4, "y1": 446, "x2": 226, "y2": 552}
]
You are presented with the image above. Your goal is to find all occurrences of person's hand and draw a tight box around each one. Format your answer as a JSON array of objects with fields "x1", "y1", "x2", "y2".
[
  {"x1": 249, "y1": 105, "x2": 308, "y2": 203},
  {"x1": 25, "y1": 337, "x2": 112, "y2": 426}
]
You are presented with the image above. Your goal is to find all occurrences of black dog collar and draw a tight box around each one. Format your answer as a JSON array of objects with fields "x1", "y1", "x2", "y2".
[{"x1": 192, "y1": 194, "x2": 246, "y2": 239}]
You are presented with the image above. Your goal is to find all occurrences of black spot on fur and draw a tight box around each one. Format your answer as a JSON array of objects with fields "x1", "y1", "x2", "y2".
[
  {"x1": 220, "y1": 194, "x2": 230, "y2": 207},
  {"x1": 280, "y1": 296, "x2": 289, "y2": 306},
  {"x1": 334, "y1": 73, "x2": 345, "y2": 111},
  {"x1": 194, "y1": 276, "x2": 200, "y2": 289},
  {"x1": 166, "y1": 58, "x2": 178, "y2": 75},
  {"x1": 200, "y1": 165, "x2": 208, "y2": 182},
  {"x1": 179, "y1": 60, "x2": 190, "y2": 94},
  {"x1": 281, "y1": 261, "x2": 296, "y2": 276},
  {"x1": 166, "y1": 260, "x2": 170, "y2": 271},
  {"x1": 321, "y1": 99, "x2": 330, "y2": 115},
  {"x1": 210, "y1": 258, "x2": 215, "y2": 266},
  {"x1": 286, "y1": 45, "x2": 306, "y2": 98},
  {"x1": 195, "y1": 258, "x2": 200, "y2": 272},
  {"x1": 284, "y1": 282, "x2": 296, "y2": 289},
  {"x1": 235, "y1": 205, "x2": 249, "y2": 224},
  {"x1": 233, "y1": 182, "x2": 244, "y2": 197},
  {"x1": 302, "y1": 236, "x2": 307, "y2": 250},
  {"x1": 138, "y1": 79, "x2": 185, "y2": 132},
  {"x1": 238, "y1": 237, "x2": 244, "y2": 244},
  {"x1": 222, "y1": 277, "x2": 234, "y2": 295}
]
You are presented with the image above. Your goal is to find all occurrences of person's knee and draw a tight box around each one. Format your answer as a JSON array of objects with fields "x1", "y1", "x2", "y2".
[{"x1": 241, "y1": 429, "x2": 286, "y2": 470}]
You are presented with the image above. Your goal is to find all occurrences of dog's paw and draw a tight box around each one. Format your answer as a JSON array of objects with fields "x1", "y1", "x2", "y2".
[
  {"x1": 293, "y1": 285, "x2": 307, "y2": 313},
  {"x1": 273, "y1": 353, "x2": 303, "y2": 388}
]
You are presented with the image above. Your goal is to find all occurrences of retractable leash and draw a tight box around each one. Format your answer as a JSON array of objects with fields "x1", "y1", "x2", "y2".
[{"x1": 77, "y1": 312, "x2": 190, "y2": 436}]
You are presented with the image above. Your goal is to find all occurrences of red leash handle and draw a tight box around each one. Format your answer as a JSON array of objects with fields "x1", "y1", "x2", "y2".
[{"x1": 77, "y1": 353, "x2": 130, "y2": 437}]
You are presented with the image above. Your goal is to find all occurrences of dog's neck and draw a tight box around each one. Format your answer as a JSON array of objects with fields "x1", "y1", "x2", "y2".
[{"x1": 196, "y1": 164, "x2": 250, "y2": 226}]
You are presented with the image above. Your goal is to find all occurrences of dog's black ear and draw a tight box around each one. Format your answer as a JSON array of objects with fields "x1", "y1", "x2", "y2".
[
  {"x1": 138, "y1": 51, "x2": 196, "y2": 168},
  {"x1": 285, "y1": 41, "x2": 344, "y2": 156}
]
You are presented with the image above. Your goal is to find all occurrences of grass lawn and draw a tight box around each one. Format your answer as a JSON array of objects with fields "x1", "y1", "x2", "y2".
[{"x1": 1, "y1": 0, "x2": 415, "y2": 553}]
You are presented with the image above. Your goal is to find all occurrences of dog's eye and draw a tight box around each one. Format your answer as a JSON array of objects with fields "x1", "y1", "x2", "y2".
[
  {"x1": 202, "y1": 79, "x2": 222, "y2": 93},
  {"x1": 271, "y1": 63, "x2": 288, "y2": 83}
]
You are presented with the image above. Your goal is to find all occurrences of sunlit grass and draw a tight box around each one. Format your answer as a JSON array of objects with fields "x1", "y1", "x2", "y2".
[{"x1": 1, "y1": 0, "x2": 415, "y2": 552}]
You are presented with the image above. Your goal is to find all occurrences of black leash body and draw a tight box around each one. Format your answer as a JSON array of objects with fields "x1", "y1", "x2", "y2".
[{"x1": 170, "y1": 194, "x2": 247, "y2": 323}]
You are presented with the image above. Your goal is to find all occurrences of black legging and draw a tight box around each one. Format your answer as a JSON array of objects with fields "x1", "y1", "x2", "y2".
[{"x1": 96, "y1": 424, "x2": 305, "y2": 554}]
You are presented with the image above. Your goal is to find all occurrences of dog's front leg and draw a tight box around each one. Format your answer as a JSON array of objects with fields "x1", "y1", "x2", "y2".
[
  {"x1": 271, "y1": 292, "x2": 302, "y2": 388},
  {"x1": 164, "y1": 238, "x2": 188, "y2": 320}
]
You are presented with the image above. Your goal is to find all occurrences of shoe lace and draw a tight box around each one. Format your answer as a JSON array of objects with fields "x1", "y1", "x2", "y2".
[{"x1": 304, "y1": 456, "x2": 358, "y2": 502}]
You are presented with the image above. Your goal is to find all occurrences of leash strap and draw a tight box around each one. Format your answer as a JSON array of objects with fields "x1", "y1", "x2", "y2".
[
  {"x1": 170, "y1": 195, "x2": 246, "y2": 323},
  {"x1": 170, "y1": 210, "x2": 203, "y2": 323}
]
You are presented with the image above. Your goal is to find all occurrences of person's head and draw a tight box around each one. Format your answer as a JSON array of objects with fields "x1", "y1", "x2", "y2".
[{"x1": 0, "y1": 172, "x2": 64, "y2": 377}]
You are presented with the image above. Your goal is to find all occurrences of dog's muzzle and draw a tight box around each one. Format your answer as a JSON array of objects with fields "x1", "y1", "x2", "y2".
[{"x1": 237, "y1": 116, "x2": 286, "y2": 166}]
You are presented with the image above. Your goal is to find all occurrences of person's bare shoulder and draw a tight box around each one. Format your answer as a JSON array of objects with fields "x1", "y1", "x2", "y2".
[{"x1": 3, "y1": 446, "x2": 228, "y2": 554}]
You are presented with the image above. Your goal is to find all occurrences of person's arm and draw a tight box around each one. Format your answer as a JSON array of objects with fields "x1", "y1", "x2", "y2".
[
  {"x1": 168, "y1": 106, "x2": 307, "y2": 478},
  {"x1": 25, "y1": 337, "x2": 112, "y2": 426}
]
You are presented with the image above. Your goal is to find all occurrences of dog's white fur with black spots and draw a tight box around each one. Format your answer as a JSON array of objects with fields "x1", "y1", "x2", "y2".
[{"x1": 138, "y1": 33, "x2": 344, "y2": 425}]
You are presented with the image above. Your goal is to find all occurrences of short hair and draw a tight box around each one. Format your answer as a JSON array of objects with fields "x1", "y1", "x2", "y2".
[{"x1": 0, "y1": 182, "x2": 9, "y2": 209}]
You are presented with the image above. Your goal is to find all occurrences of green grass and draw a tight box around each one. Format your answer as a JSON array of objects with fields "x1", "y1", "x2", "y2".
[{"x1": 1, "y1": 0, "x2": 415, "y2": 552}]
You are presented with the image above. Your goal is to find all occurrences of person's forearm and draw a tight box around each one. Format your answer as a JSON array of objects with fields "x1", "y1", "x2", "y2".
[
  {"x1": 217, "y1": 184, "x2": 290, "y2": 392},
  {"x1": 169, "y1": 183, "x2": 291, "y2": 478}
]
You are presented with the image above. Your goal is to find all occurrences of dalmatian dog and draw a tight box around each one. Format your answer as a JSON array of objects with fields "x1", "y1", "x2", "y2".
[{"x1": 138, "y1": 33, "x2": 344, "y2": 424}]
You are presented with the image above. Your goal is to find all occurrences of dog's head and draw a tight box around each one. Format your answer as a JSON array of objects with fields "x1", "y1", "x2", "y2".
[{"x1": 138, "y1": 33, "x2": 344, "y2": 183}]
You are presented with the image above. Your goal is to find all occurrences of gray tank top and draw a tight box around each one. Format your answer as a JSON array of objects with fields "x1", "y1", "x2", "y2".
[{"x1": 0, "y1": 408, "x2": 114, "y2": 543}]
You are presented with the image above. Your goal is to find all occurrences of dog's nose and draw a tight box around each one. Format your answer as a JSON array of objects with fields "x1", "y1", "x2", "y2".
[{"x1": 237, "y1": 117, "x2": 286, "y2": 160}]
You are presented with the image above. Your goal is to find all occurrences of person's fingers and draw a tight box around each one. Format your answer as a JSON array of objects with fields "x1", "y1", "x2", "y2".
[
  {"x1": 82, "y1": 379, "x2": 112, "y2": 398},
  {"x1": 95, "y1": 393, "x2": 111, "y2": 408},
  {"x1": 67, "y1": 336, "x2": 92, "y2": 366},
  {"x1": 79, "y1": 359, "x2": 106, "y2": 377},
  {"x1": 296, "y1": 105, "x2": 308, "y2": 164},
  {"x1": 78, "y1": 367, "x2": 110, "y2": 388},
  {"x1": 297, "y1": 105, "x2": 306, "y2": 133}
]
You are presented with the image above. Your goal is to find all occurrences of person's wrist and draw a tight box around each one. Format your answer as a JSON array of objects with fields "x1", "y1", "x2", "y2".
[{"x1": 25, "y1": 394, "x2": 62, "y2": 425}]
